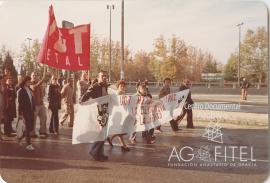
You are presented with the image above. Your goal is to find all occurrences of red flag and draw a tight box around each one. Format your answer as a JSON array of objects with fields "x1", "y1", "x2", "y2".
[{"x1": 38, "y1": 6, "x2": 90, "y2": 70}]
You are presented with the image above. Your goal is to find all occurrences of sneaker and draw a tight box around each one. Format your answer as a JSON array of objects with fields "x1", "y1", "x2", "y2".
[
  {"x1": 89, "y1": 152, "x2": 100, "y2": 161},
  {"x1": 89, "y1": 152, "x2": 108, "y2": 161},
  {"x1": 26, "y1": 144, "x2": 35, "y2": 151},
  {"x1": 39, "y1": 133, "x2": 48, "y2": 138},
  {"x1": 121, "y1": 146, "x2": 130, "y2": 152}
]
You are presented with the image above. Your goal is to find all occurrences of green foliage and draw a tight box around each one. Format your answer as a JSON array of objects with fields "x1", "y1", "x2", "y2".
[
  {"x1": 202, "y1": 53, "x2": 218, "y2": 73},
  {"x1": 3, "y1": 52, "x2": 18, "y2": 82},
  {"x1": 224, "y1": 53, "x2": 237, "y2": 81},
  {"x1": 225, "y1": 26, "x2": 267, "y2": 83},
  {"x1": 4, "y1": 32, "x2": 228, "y2": 82},
  {"x1": 20, "y1": 39, "x2": 42, "y2": 75}
]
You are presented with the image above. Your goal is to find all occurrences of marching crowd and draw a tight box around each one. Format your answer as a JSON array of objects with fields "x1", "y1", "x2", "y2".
[{"x1": 0, "y1": 68, "x2": 194, "y2": 161}]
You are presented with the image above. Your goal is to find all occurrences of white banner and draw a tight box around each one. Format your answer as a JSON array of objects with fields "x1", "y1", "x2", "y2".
[{"x1": 72, "y1": 89, "x2": 189, "y2": 144}]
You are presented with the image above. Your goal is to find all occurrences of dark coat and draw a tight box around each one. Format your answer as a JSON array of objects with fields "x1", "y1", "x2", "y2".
[
  {"x1": 4, "y1": 84, "x2": 17, "y2": 119},
  {"x1": 240, "y1": 80, "x2": 250, "y2": 89},
  {"x1": 179, "y1": 85, "x2": 194, "y2": 105},
  {"x1": 18, "y1": 87, "x2": 35, "y2": 131},
  {"x1": 158, "y1": 85, "x2": 170, "y2": 99},
  {"x1": 48, "y1": 84, "x2": 61, "y2": 110},
  {"x1": 80, "y1": 82, "x2": 108, "y2": 103}
]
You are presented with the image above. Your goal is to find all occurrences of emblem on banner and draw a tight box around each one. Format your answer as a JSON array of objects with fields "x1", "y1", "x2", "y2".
[
  {"x1": 176, "y1": 95, "x2": 185, "y2": 108},
  {"x1": 97, "y1": 103, "x2": 109, "y2": 127}
]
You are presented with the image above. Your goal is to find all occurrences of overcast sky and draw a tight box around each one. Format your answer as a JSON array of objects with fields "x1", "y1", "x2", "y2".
[{"x1": 0, "y1": 0, "x2": 268, "y2": 64}]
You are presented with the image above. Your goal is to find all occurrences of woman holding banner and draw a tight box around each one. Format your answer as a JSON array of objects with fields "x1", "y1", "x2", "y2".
[
  {"x1": 106, "y1": 80, "x2": 130, "y2": 152},
  {"x1": 129, "y1": 82, "x2": 155, "y2": 144}
]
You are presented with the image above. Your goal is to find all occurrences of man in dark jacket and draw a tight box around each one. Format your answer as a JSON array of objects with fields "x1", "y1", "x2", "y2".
[
  {"x1": 240, "y1": 77, "x2": 249, "y2": 100},
  {"x1": 177, "y1": 79, "x2": 194, "y2": 128},
  {"x1": 80, "y1": 70, "x2": 109, "y2": 161},
  {"x1": 158, "y1": 77, "x2": 179, "y2": 132},
  {"x1": 3, "y1": 76, "x2": 16, "y2": 136}
]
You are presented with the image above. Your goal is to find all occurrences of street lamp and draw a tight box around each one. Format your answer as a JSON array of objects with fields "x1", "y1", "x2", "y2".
[
  {"x1": 236, "y1": 22, "x2": 244, "y2": 87},
  {"x1": 107, "y1": 4, "x2": 114, "y2": 82},
  {"x1": 121, "y1": 0, "x2": 124, "y2": 80},
  {"x1": 26, "y1": 37, "x2": 32, "y2": 75},
  {"x1": 26, "y1": 37, "x2": 32, "y2": 50}
]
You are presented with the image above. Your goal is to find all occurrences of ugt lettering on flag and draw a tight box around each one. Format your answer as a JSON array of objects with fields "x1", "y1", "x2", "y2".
[{"x1": 38, "y1": 5, "x2": 90, "y2": 70}]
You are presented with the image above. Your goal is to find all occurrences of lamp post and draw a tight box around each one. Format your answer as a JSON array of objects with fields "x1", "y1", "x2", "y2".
[
  {"x1": 107, "y1": 4, "x2": 114, "y2": 82},
  {"x1": 236, "y1": 22, "x2": 244, "y2": 87},
  {"x1": 26, "y1": 37, "x2": 32, "y2": 75},
  {"x1": 120, "y1": 0, "x2": 124, "y2": 80}
]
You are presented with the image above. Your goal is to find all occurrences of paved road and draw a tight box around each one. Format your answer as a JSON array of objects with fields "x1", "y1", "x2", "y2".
[
  {"x1": 0, "y1": 122, "x2": 268, "y2": 183},
  {"x1": 193, "y1": 94, "x2": 268, "y2": 114},
  {"x1": 150, "y1": 94, "x2": 268, "y2": 114},
  {"x1": 193, "y1": 101, "x2": 268, "y2": 114},
  {"x1": 192, "y1": 94, "x2": 267, "y2": 105}
]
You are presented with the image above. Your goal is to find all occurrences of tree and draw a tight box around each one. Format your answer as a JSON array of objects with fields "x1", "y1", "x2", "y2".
[
  {"x1": 0, "y1": 54, "x2": 3, "y2": 75},
  {"x1": 90, "y1": 34, "x2": 102, "y2": 78},
  {"x1": 20, "y1": 39, "x2": 42, "y2": 75},
  {"x1": 15, "y1": 33, "x2": 222, "y2": 82},
  {"x1": 3, "y1": 52, "x2": 18, "y2": 82},
  {"x1": 224, "y1": 53, "x2": 237, "y2": 81},
  {"x1": 187, "y1": 47, "x2": 206, "y2": 81},
  {"x1": 202, "y1": 53, "x2": 218, "y2": 73},
  {"x1": 225, "y1": 26, "x2": 268, "y2": 83},
  {"x1": 241, "y1": 27, "x2": 267, "y2": 84}
]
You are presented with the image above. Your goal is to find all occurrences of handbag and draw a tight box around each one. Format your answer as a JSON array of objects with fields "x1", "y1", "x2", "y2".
[{"x1": 16, "y1": 117, "x2": 25, "y2": 139}]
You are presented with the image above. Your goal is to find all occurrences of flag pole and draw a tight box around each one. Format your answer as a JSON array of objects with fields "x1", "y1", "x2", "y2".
[
  {"x1": 89, "y1": 23, "x2": 91, "y2": 82},
  {"x1": 42, "y1": 5, "x2": 52, "y2": 78}
]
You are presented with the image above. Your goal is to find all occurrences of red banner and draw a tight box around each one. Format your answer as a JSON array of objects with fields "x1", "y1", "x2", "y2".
[{"x1": 38, "y1": 6, "x2": 90, "y2": 70}]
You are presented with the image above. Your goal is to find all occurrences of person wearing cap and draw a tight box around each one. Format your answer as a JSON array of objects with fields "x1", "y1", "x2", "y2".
[{"x1": 106, "y1": 80, "x2": 130, "y2": 152}]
